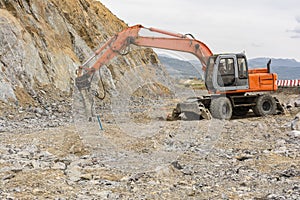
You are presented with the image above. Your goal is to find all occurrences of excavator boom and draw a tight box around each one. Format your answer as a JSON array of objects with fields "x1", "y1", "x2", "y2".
[{"x1": 77, "y1": 24, "x2": 212, "y2": 77}]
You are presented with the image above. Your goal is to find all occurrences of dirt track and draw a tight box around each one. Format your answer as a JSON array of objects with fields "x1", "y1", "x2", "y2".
[{"x1": 0, "y1": 90, "x2": 300, "y2": 199}]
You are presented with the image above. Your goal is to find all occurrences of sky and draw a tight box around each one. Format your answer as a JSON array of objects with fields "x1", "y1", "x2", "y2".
[{"x1": 99, "y1": 0, "x2": 300, "y2": 61}]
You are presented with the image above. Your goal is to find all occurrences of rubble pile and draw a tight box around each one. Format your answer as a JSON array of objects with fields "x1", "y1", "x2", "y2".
[{"x1": 0, "y1": 91, "x2": 299, "y2": 199}]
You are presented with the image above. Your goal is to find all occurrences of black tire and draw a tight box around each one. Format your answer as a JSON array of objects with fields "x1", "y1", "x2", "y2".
[
  {"x1": 210, "y1": 97, "x2": 232, "y2": 120},
  {"x1": 253, "y1": 94, "x2": 276, "y2": 116},
  {"x1": 233, "y1": 107, "x2": 249, "y2": 116}
]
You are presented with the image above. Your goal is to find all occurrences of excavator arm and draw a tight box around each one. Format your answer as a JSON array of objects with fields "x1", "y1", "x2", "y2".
[{"x1": 76, "y1": 24, "x2": 212, "y2": 79}]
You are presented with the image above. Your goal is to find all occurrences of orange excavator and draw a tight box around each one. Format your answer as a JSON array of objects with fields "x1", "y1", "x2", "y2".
[{"x1": 75, "y1": 24, "x2": 284, "y2": 120}]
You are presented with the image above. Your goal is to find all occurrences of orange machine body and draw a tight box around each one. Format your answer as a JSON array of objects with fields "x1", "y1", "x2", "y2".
[{"x1": 248, "y1": 69, "x2": 278, "y2": 91}]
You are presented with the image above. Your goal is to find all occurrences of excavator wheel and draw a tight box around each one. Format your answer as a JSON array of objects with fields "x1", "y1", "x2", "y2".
[
  {"x1": 253, "y1": 94, "x2": 276, "y2": 116},
  {"x1": 210, "y1": 97, "x2": 232, "y2": 120}
]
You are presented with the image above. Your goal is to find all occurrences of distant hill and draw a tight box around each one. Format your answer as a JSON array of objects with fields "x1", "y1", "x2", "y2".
[
  {"x1": 158, "y1": 55, "x2": 203, "y2": 80},
  {"x1": 248, "y1": 58, "x2": 300, "y2": 80},
  {"x1": 248, "y1": 57, "x2": 300, "y2": 68},
  {"x1": 158, "y1": 54, "x2": 300, "y2": 80}
]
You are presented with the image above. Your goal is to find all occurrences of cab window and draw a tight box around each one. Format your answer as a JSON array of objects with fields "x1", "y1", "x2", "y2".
[
  {"x1": 218, "y1": 58, "x2": 234, "y2": 75},
  {"x1": 237, "y1": 57, "x2": 248, "y2": 79},
  {"x1": 217, "y1": 58, "x2": 235, "y2": 86},
  {"x1": 205, "y1": 56, "x2": 216, "y2": 91}
]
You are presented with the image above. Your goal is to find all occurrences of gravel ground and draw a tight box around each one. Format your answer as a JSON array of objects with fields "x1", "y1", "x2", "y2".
[{"x1": 0, "y1": 91, "x2": 299, "y2": 199}]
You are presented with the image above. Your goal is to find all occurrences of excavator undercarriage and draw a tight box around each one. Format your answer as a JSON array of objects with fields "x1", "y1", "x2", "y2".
[{"x1": 168, "y1": 93, "x2": 285, "y2": 121}]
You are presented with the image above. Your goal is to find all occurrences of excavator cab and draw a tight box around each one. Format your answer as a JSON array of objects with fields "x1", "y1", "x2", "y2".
[{"x1": 205, "y1": 53, "x2": 249, "y2": 93}]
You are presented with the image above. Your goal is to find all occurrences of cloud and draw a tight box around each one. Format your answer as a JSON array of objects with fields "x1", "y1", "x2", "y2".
[
  {"x1": 294, "y1": 27, "x2": 300, "y2": 33},
  {"x1": 291, "y1": 35, "x2": 300, "y2": 39},
  {"x1": 289, "y1": 25, "x2": 300, "y2": 33},
  {"x1": 289, "y1": 32, "x2": 300, "y2": 39},
  {"x1": 288, "y1": 17, "x2": 300, "y2": 39}
]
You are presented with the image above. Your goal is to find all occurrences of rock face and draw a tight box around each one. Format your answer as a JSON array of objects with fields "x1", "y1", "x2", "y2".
[{"x1": 0, "y1": 0, "x2": 159, "y2": 106}]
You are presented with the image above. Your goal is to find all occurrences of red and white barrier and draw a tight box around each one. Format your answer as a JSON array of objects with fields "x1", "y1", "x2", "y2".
[{"x1": 277, "y1": 80, "x2": 300, "y2": 87}]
